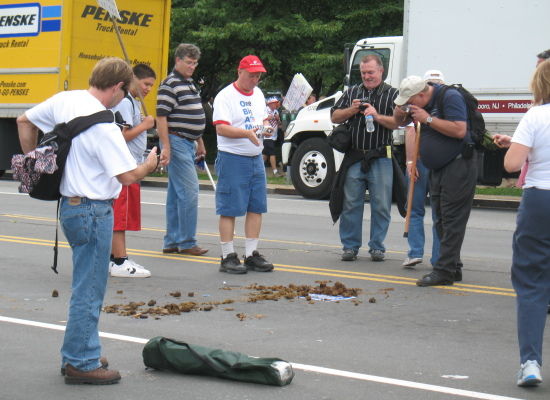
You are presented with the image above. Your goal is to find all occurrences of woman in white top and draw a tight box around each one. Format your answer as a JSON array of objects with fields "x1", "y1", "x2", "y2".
[{"x1": 504, "y1": 60, "x2": 550, "y2": 388}]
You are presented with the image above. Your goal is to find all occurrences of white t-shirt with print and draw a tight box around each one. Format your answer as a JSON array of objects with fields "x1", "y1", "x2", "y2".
[
  {"x1": 512, "y1": 103, "x2": 550, "y2": 190},
  {"x1": 25, "y1": 90, "x2": 137, "y2": 200},
  {"x1": 112, "y1": 95, "x2": 146, "y2": 163},
  {"x1": 213, "y1": 83, "x2": 268, "y2": 156},
  {"x1": 264, "y1": 107, "x2": 278, "y2": 142}
]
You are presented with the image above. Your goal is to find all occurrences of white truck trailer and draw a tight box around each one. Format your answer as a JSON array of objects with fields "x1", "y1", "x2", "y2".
[{"x1": 282, "y1": 0, "x2": 550, "y2": 199}]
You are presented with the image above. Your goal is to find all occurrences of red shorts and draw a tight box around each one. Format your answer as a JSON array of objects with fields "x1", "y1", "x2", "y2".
[{"x1": 112, "y1": 183, "x2": 141, "y2": 231}]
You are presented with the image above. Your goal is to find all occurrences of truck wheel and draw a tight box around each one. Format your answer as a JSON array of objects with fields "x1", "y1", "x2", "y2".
[{"x1": 291, "y1": 138, "x2": 335, "y2": 199}]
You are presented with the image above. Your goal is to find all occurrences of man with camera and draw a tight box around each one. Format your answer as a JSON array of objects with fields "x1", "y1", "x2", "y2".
[
  {"x1": 330, "y1": 54, "x2": 399, "y2": 262},
  {"x1": 17, "y1": 57, "x2": 160, "y2": 384},
  {"x1": 393, "y1": 76, "x2": 477, "y2": 286}
]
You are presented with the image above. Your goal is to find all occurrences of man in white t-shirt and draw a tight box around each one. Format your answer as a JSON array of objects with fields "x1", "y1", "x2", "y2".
[
  {"x1": 212, "y1": 55, "x2": 275, "y2": 274},
  {"x1": 16, "y1": 57, "x2": 159, "y2": 385}
]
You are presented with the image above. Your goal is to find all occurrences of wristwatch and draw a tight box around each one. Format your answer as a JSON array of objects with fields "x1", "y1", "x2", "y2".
[{"x1": 425, "y1": 116, "x2": 433, "y2": 126}]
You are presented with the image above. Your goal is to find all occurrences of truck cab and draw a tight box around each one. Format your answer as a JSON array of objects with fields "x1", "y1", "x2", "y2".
[{"x1": 282, "y1": 37, "x2": 404, "y2": 199}]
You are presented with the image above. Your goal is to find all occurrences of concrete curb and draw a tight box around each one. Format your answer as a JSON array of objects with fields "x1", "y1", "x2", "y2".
[{"x1": 0, "y1": 173, "x2": 519, "y2": 210}]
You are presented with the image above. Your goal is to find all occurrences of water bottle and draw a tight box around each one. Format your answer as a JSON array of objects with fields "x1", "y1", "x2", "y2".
[{"x1": 365, "y1": 115, "x2": 375, "y2": 132}]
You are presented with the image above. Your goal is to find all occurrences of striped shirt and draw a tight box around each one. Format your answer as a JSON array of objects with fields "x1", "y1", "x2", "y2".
[
  {"x1": 156, "y1": 69, "x2": 206, "y2": 140},
  {"x1": 331, "y1": 83, "x2": 398, "y2": 150}
]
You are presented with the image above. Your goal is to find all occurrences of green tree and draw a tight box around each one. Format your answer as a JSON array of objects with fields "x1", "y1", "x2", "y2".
[{"x1": 169, "y1": 0, "x2": 403, "y2": 98}]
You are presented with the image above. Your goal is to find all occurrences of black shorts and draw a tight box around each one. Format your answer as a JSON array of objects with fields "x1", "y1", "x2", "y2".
[{"x1": 262, "y1": 139, "x2": 276, "y2": 156}]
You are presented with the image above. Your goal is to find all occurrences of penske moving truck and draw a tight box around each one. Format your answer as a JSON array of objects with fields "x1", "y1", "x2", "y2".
[
  {"x1": 0, "y1": 0, "x2": 172, "y2": 174},
  {"x1": 282, "y1": 0, "x2": 550, "y2": 199}
]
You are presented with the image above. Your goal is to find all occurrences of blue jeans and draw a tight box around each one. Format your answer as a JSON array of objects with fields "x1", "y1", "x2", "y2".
[
  {"x1": 339, "y1": 157, "x2": 393, "y2": 253},
  {"x1": 164, "y1": 135, "x2": 198, "y2": 250},
  {"x1": 407, "y1": 159, "x2": 440, "y2": 264},
  {"x1": 59, "y1": 197, "x2": 113, "y2": 371},
  {"x1": 512, "y1": 188, "x2": 550, "y2": 365}
]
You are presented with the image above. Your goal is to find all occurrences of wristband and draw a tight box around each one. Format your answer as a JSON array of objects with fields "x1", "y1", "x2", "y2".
[{"x1": 406, "y1": 161, "x2": 413, "y2": 165}]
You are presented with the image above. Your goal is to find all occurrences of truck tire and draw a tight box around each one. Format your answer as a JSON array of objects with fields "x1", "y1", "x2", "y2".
[{"x1": 291, "y1": 138, "x2": 335, "y2": 199}]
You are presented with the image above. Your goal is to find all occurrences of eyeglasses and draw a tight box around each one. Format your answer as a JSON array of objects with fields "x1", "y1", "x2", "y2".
[{"x1": 184, "y1": 60, "x2": 199, "y2": 67}]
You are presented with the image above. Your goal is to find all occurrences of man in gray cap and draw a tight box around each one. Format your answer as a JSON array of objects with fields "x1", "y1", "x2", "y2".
[{"x1": 393, "y1": 75, "x2": 477, "y2": 286}]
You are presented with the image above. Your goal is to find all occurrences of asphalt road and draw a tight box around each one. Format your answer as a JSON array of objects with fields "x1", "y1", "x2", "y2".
[{"x1": 0, "y1": 179, "x2": 548, "y2": 400}]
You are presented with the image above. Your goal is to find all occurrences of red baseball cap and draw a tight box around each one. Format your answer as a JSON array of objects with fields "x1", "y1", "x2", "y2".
[{"x1": 238, "y1": 55, "x2": 266, "y2": 73}]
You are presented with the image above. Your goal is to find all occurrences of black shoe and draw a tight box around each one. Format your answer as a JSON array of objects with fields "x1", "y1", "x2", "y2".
[
  {"x1": 219, "y1": 253, "x2": 247, "y2": 274},
  {"x1": 243, "y1": 251, "x2": 274, "y2": 272},
  {"x1": 341, "y1": 249, "x2": 357, "y2": 261},
  {"x1": 417, "y1": 270, "x2": 454, "y2": 287},
  {"x1": 454, "y1": 269, "x2": 462, "y2": 282}
]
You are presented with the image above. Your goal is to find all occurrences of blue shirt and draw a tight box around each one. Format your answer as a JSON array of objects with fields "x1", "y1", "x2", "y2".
[{"x1": 420, "y1": 84, "x2": 468, "y2": 170}]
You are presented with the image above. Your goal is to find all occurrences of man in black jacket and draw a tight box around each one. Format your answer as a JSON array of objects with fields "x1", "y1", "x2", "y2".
[{"x1": 330, "y1": 55, "x2": 399, "y2": 262}]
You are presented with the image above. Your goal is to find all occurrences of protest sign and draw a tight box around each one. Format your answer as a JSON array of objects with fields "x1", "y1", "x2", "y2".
[{"x1": 282, "y1": 73, "x2": 313, "y2": 112}]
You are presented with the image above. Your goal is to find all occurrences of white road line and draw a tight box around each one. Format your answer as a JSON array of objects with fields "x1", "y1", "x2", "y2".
[
  {"x1": 0, "y1": 191, "x2": 26, "y2": 196},
  {"x1": 0, "y1": 315, "x2": 524, "y2": 400}
]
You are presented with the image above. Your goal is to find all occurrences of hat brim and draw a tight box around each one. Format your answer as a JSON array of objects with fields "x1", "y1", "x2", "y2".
[
  {"x1": 242, "y1": 66, "x2": 266, "y2": 73},
  {"x1": 394, "y1": 94, "x2": 411, "y2": 106}
]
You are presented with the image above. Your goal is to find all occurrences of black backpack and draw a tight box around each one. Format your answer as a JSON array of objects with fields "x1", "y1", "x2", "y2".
[
  {"x1": 436, "y1": 84, "x2": 486, "y2": 149},
  {"x1": 29, "y1": 110, "x2": 116, "y2": 200},
  {"x1": 14, "y1": 110, "x2": 117, "y2": 273}
]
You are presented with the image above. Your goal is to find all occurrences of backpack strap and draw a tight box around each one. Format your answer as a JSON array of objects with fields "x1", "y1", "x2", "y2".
[
  {"x1": 435, "y1": 84, "x2": 451, "y2": 120},
  {"x1": 126, "y1": 94, "x2": 136, "y2": 115},
  {"x1": 52, "y1": 199, "x2": 60, "y2": 274},
  {"x1": 64, "y1": 110, "x2": 116, "y2": 139}
]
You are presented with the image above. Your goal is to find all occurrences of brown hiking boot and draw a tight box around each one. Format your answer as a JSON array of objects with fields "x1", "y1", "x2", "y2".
[
  {"x1": 60, "y1": 356, "x2": 108, "y2": 376},
  {"x1": 64, "y1": 364, "x2": 121, "y2": 385}
]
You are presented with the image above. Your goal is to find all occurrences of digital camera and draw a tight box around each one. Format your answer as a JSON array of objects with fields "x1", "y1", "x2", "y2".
[{"x1": 358, "y1": 98, "x2": 370, "y2": 112}]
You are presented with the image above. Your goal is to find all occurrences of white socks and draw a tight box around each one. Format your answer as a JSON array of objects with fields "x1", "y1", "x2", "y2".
[
  {"x1": 220, "y1": 241, "x2": 234, "y2": 258},
  {"x1": 245, "y1": 238, "x2": 259, "y2": 258},
  {"x1": 221, "y1": 238, "x2": 259, "y2": 258}
]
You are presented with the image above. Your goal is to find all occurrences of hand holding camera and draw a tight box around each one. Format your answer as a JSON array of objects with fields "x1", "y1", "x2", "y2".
[{"x1": 356, "y1": 98, "x2": 370, "y2": 112}]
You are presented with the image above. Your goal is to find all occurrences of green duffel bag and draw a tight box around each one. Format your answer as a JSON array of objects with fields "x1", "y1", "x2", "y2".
[{"x1": 142, "y1": 336, "x2": 295, "y2": 386}]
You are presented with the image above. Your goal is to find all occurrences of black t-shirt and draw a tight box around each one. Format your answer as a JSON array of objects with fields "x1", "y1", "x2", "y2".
[{"x1": 420, "y1": 84, "x2": 468, "y2": 170}]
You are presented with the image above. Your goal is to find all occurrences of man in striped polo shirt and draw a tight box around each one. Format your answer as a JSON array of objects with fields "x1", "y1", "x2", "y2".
[
  {"x1": 331, "y1": 54, "x2": 399, "y2": 263},
  {"x1": 156, "y1": 43, "x2": 208, "y2": 256}
]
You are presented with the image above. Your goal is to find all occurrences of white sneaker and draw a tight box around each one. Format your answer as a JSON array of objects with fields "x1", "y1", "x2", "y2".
[
  {"x1": 127, "y1": 259, "x2": 152, "y2": 275},
  {"x1": 402, "y1": 257, "x2": 422, "y2": 268},
  {"x1": 517, "y1": 360, "x2": 542, "y2": 387},
  {"x1": 110, "y1": 259, "x2": 151, "y2": 278}
]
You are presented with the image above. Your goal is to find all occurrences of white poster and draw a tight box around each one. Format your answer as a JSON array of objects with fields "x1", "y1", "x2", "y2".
[{"x1": 282, "y1": 73, "x2": 313, "y2": 112}]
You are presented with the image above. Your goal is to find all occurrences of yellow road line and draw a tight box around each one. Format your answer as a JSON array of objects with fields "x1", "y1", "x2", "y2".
[{"x1": 0, "y1": 233, "x2": 515, "y2": 297}]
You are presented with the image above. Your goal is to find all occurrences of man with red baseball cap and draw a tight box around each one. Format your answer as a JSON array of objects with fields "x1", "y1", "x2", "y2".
[
  {"x1": 238, "y1": 55, "x2": 267, "y2": 73},
  {"x1": 212, "y1": 55, "x2": 275, "y2": 274}
]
